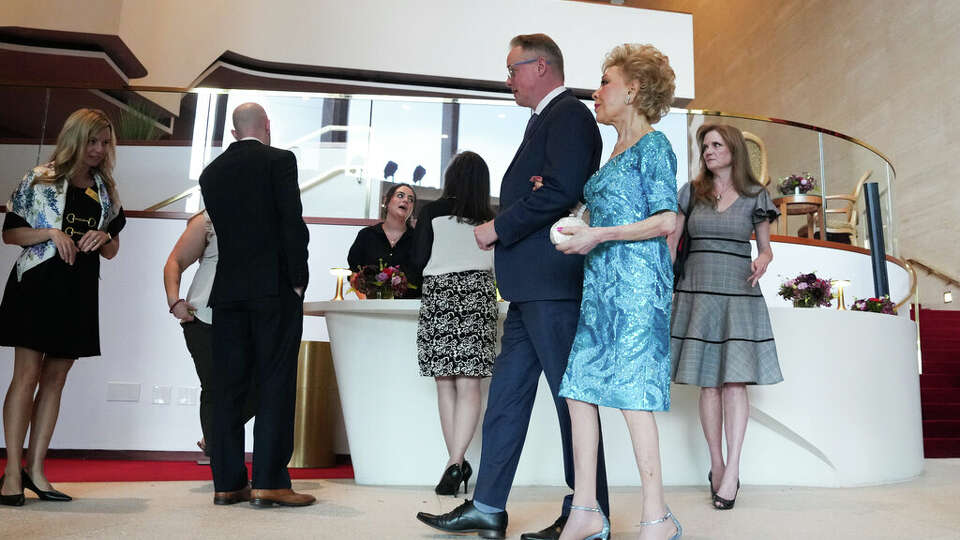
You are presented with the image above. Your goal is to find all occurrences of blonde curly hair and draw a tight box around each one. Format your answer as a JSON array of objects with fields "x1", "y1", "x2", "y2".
[
  {"x1": 34, "y1": 108, "x2": 120, "y2": 204},
  {"x1": 602, "y1": 44, "x2": 675, "y2": 123}
]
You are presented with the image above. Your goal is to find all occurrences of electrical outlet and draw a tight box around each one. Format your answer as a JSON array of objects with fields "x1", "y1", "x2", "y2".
[
  {"x1": 106, "y1": 382, "x2": 141, "y2": 402},
  {"x1": 152, "y1": 385, "x2": 172, "y2": 405},
  {"x1": 175, "y1": 386, "x2": 200, "y2": 406}
]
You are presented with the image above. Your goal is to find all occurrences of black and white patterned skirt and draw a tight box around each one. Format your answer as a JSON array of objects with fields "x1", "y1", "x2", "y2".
[{"x1": 417, "y1": 270, "x2": 497, "y2": 377}]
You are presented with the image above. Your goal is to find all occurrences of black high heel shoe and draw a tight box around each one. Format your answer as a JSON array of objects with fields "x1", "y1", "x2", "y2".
[
  {"x1": 21, "y1": 469, "x2": 72, "y2": 502},
  {"x1": 712, "y1": 479, "x2": 740, "y2": 510},
  {"x1": 460, "y1": 460, "x2": 472, "y2": 494},
  {"x1": 434, "y1": 463, "x2": 463, "y2": 495},
  {"x1": 0, "y1": 475, "x2": 25, "y2": 506}
]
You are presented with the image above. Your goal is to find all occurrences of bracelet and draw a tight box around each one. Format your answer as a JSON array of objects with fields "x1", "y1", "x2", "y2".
[
  {"x1": 169, "y1": 299, "x2": 186, "y2": 313},
  {"x1": 104, "y1": 231, "x2": 113, "y2": 244}
]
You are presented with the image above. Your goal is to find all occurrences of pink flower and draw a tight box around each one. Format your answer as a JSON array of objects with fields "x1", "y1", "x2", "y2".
[
  {"x1": 798, "y1": 283, "x2": 808, "y2": 290},
  {"x1": 391, "y1": 275, "x2": 402, "y2": 286}
]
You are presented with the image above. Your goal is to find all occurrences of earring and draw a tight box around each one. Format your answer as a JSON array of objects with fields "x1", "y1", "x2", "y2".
[{"x1": 624, "y1": 93, "x2": 633, "y2": 105}]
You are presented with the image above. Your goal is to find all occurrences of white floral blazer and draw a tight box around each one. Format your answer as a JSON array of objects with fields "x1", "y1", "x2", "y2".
[{"x1": 6, "y1": 162, "x2": 119, "y2": 281}]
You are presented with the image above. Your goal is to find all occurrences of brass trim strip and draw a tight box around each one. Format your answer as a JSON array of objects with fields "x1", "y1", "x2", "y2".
[
  {"x1": 688, "y1": 109, "x2": 895, "y2": 176},
  {"x1": 144, "y1": 185, "x2": 200, "y2": 211},
  {"x1": 894, "y1": 261, "x2": 918, "y2": 312},
  {"x1": 144, "y1": 166, "x2": 362, "y2": 211},
  {"x1": 905, "y1": 258, "x2": 960, "y2": 288}
]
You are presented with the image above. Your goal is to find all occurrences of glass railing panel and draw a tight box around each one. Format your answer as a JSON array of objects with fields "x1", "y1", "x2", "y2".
[
  {"x1": 820, "y1": 131, "x2": 895, "y2": 252},
  {"x1": 0, "y1": 85, "x2": 896, "y2": 259},
  {"x1": 457, "y1": 100, "x2": 528, "y2": 198}
]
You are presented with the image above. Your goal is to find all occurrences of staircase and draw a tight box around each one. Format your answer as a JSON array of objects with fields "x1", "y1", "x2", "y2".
[{"x1": 917, "y1": 308, "x2": 960, "y2": 458}]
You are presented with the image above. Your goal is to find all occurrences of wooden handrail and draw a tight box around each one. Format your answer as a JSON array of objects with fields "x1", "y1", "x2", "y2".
[
  {"x1": 144, "y1": 165, "x2": 363, "y2": 211},
  {"x1": 895, "y1": 262, "x2": 918, "y2": 312},
  {"x1": 905, "y1": 258, "x2": 960, "y2": 288}
]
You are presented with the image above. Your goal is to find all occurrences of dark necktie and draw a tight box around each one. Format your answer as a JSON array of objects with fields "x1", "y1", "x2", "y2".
[{"x1": 523, "y1": 113, "x2": 538, "y2": 141}]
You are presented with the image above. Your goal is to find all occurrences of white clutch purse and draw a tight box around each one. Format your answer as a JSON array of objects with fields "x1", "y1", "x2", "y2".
[{"x1": 550, "y1": 205, "x2": 589, "y2": 245}]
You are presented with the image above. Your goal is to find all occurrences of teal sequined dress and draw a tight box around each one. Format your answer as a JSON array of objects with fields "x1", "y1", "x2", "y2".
[{"x1": 558, "y1": 131, "x2": 678, "y2": 411}]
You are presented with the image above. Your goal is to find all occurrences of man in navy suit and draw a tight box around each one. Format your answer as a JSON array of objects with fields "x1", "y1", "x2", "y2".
[{"x1": 417, "y1": 34, "x2": 609, "y2": 540}]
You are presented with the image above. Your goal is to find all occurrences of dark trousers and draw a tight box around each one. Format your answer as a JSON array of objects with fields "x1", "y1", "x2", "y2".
[
  {"x1": 209, "y1": 288, "x2": 303, "y2": 492},
  {"x1": 473, "y1": 300, "x2": 610, "y2": 516},
  {"x1": 181, "y1": 319, "x2": 257, "y2": 450}
]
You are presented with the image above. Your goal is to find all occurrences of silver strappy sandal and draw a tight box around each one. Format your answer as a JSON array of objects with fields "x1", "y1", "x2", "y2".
[
  {"x1": 567, "y1": 503, "x2": 610, "y2": 540},
  {"x1": 638, "y1": 505, "x2": 682, "y2": 539}
]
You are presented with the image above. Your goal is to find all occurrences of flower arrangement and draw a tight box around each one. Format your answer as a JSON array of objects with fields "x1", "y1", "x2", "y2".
[
  {"x1": 348, "y1": 260, "x2": 415, "y2": 299},
  {"x1": 778, "y1": 272, "x2": 833, "y2": 308},
  {"x1": 850, "y1": 295, "x2": 897, "y2": 315},
  {"x1": 777, "y1": 172, "x2": 817, "y2": 195}
]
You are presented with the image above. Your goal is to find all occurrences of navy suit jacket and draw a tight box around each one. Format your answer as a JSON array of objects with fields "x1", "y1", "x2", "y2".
[
  {"x1": 200, "y1": 140, "x2": 310, "y2": 306},
  {"x1": 493, "y1": 90, "x2": 602, "y2": 302}
]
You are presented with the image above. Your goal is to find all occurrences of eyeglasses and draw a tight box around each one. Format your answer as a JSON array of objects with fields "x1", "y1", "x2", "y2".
[{"x1": 507, "y1": 57, "x2": 548, "y2": 79}]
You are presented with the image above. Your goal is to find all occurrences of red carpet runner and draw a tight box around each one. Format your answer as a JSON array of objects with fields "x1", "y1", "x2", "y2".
[
  {"x1": 917, "y1": 308, "x2": 960, "y2": 458},
  {"x1": 0, "y1": 459, "x2": 353, "y2": 482}
]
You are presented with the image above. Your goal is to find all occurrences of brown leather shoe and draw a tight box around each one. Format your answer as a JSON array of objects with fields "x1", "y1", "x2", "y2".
[
  {"x1": 249, "y1": 488, "x2": 316, "y2": 508},
  {"x1": 213, "y1": 485, "x2": 251, "y2": 505}
]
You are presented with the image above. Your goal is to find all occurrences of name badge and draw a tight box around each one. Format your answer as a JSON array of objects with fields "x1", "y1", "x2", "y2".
[{"x1": 85, "y1": 187, "x2": 100, "y2": 203}]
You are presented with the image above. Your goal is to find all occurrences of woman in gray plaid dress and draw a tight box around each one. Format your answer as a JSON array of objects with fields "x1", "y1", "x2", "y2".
[{"x1": 668, "y1": 124, "x2": 782, "y2": 511}]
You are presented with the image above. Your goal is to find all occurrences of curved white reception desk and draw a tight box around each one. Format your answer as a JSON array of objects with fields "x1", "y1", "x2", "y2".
[
  {"x1": 307, "y1": 303, "x2": 921, "y2": 488},
  {"x1": 307, "y1": 239, "x2": 922, "y2": 488}
]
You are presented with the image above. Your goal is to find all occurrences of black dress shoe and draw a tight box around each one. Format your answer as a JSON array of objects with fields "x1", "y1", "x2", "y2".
[
  {"x1": 521, "y1": 514, "x2": 567, "y2": 540},
  {"x1": 21, "y1": 469, "x2": 72, "y2": 501},
  {"x1": 0, "y1": 475, "x2": 25, "y2": 506},
  {"x1": 416, "y1": 499, "x2": 507, "y2": 539}
]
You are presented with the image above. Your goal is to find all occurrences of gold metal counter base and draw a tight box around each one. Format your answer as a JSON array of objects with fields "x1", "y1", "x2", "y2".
[{"x1": 289, "y1": 341, "x2": 339, "y2": 468}]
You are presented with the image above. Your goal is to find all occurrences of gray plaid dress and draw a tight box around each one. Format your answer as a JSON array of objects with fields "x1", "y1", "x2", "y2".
[{"x1": 670, "y1": 182, "x2": 783, "y2": 387}]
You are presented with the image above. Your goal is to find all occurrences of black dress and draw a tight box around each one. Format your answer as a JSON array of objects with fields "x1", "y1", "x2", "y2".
[
  {"x1": 346, "y1": 222, "x2": 421, "y2": 297},
  {"x1": 0, "y1": 185, "x2": 126, "y2": 358}
]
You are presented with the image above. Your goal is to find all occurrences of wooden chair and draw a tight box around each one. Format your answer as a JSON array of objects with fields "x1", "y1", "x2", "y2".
[
  {"x1": 742, "y1": 131, "x2": 770, "y2": 186},
  {"x1": 798, "y1": 169, "x2": 872, "y2": 243}
]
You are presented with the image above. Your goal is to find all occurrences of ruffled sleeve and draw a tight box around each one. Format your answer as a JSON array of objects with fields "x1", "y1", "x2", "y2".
[{"x1": 752, "y1": 188, "x2": 781, "y2": 224}]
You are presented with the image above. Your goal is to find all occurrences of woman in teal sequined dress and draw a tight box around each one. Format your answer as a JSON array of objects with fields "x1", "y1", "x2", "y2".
[{"x1": 552, "y1": 45, "x2": 682, "y2": 540}]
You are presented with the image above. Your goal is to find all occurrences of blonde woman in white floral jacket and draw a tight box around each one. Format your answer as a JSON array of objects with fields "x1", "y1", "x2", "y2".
[{"x1": 0, "y1": 109, "x2": 125, "y2": 506}]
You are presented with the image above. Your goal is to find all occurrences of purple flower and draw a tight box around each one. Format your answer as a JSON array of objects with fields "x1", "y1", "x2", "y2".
[
  {"x1": 798, "y1": 283, "x2": 808, "y2": 290},
  {"x1": 376, "y1": 272, "x2": 388, "y2": 282},
  {"x1": 391, "y1": 275, "x2": 401, "y2": 286}
]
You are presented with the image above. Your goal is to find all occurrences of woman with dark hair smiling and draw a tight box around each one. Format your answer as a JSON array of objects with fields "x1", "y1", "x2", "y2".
[
  {"x1": 347, "y1": 182, "x2": 420, "y2": 297},
  {"x1": 411, "y1": 151, "x2": 496, "y2": 496}
]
